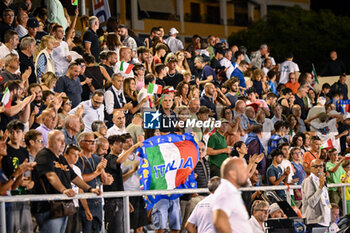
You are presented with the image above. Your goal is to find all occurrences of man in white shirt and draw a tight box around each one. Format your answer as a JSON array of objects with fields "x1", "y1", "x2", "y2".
[
  {"x1": 212, "y1": 157, "x2": 253, "y2": 233},
  {"x1": 113, "y1": 46, "x2": 134, "y2": 78},
  {"x1": 278, "y1": 53, "x2": 300, "y2": 84},
  {"x1": 15, "y1": 11, "x2": 28, "y2": 39},
  {"x1": 69, "y1": 91, "x2": 105, "y2": 132},
  {"x1": 219, "y1": 49, "x2": 234, "y2": 79},
  {"x1": 52, "y1": 24, "x2": 71, "y2": 77},
  {"x1": 249, "y1": 200, "x2": 269, "y2": 233},
  {"x1": 164, "y1": 28, "x2": 184, "y2": 53},
  {"x1": 185, "y1": 176, "x2": 221, "y2": 233},
  {"x1": 0, "y1": 30, "x2": 19, "y2": 59},
  {"x1": 107, "y1": 110, "x2": 127, "y2": 137}
]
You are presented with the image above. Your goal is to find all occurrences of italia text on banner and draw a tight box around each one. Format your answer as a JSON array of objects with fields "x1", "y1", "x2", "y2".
[
  {"x1": 137, "y1": 133, "x2": 199, "y2": 209},
  {"x1": 92, "y1": 0, "x2": 111, "y2": 29}
]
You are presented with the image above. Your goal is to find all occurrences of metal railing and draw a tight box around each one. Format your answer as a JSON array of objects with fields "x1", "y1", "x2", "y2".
[{"x1": 0, "y1": 184, "x2": 349, "y2": 233}]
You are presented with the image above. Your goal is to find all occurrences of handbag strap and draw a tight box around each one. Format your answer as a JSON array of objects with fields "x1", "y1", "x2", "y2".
[{"x1": 39, "y1": 177, "x2": 48, "y2": 194}]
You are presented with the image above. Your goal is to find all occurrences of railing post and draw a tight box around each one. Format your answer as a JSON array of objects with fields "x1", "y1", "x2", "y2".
[
  {"x1": 0, "y1": 201, "x2": 6, "y2": 233},
  {"x1": 123, "y1": 196, "x2": 130, "y2": 233},
  {"x1": 342, "y1": 186, "x2": 347, "y2": 215}
]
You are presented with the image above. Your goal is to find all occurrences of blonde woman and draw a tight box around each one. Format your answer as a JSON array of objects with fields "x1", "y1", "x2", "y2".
[
  {"x1": 41, "y1": 72, "x2": 58, "y2": 91},
  {"x1": 175, "y1": 50, "x2": 190, "y2": 74},
  {"x1": 35, "y1": 35, "x2": 57, "y2": 80}
]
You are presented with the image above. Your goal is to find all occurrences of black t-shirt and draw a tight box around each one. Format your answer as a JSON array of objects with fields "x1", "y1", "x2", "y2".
[
  {"x1": 102, "y1": 64, "x2": 114, "y2": 77},
  {"x1": 79, "y1": 74, "x2": 92, "y2": 101},
  {"x1": 0, "y1": 97, "x2": 18, "y2": 131},
  {"x1": 19, "y1": 50, "x2": 36, "y2": 84},
  {"x1": 156, "y1": 77, "x2": 166, "y2": 88},
  {"x1": 104, "y1": 154, "x2": 124, "y2": 192},
  {"x1": 2, "y1": 144, "x2": 29, "y2": 178},
  {"x1": 164, "y1": 72, "x2": 183, "y2": 89},
  {"x1": 83, "y1": 28, "x2": 100, "y2": 62},
  {"x1": 32, "y1": 148, "x2": 77, "y2": 212}
]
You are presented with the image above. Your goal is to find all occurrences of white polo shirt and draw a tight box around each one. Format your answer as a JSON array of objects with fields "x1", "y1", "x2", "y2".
[
  {"x1": 187, "y1": 194, "x2": 216, "y2": 233},
  {"x1": 212, "y1": 179, "x2": 253, "y2": 233}
]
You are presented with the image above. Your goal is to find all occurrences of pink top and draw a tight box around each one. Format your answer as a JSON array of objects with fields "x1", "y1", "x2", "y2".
[{"x1": 136, "y1": 78, "x2": 144, "y2": 92}]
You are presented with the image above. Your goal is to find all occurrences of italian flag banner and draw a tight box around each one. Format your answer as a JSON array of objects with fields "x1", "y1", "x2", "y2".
[
  {"x1": 312, "y1": 63, "x2": 319, "y2": 84},
  {"x1": 1, "y1": 87, "x2": 11, "y2": 109},
  {"x1": 147, "y1": 83, "x2": 162, "y2": 94},
  {"x1": 321, "y1": 138, "x2": 334, "y2": 150},
  {"x1": 119, "y1": 61, "x2": 134, "y2": 74},
  {"x1": 137, "y1": 133, "x2": 199, "y2": 209}
]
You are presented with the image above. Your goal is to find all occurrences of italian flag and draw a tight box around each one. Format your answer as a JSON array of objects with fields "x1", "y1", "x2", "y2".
[
  {"x1": 321, "y1": 138, "x2": 333, "y2": 150},
  {"x1": 147, "y1": 83, "x2": 162, "y2": 94},
  {"x1": 312, "y1": 63, "x2": 319, "y2": 84},
  {"x1": 71, "y1": 0, "x2": 78, "y2": 5},
  {"x1": 1, "y1": 87, "x2": 11, "y2": 109},
  {"x1": 119, "y1": 61, "x2": 134, "y2": 74}
]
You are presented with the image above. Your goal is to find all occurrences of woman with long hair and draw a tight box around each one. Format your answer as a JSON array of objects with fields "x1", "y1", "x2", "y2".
[
  {"x1": 144, "y1": 51, "x2": 155, "y2": 74},
  {"x1": 41, "y1": 72, "x2": 58, "y2": 91},
  {"x1": 35, "y1": 35, "x2": 57, "y2": 79},
  {"x1": 287, "y1": 114, "x2": 300, "y2": 141},
  {"x1": 57, "y1": 97, "x2": 72, "y2": 128},
  {"x1": 175, "y1": 81, "x2": 190, "y2": 106},
  {"x1": 104, "y1": 32, "x2": 123, "y2": 61},
  {"x1": 189, "y1": 85, "x2": 200, "y2": 99},
  {"x1": 175, "y1": 50, "x2": 190, "y2": 74},
  {"x1": 221, "y1": 107, "x2": 244, "y2": 146},
  {"x1": 133, "y1": 64, "x2": 145, "y2": 92},
  {"x1": 84, "y1": 53, "x2": 112, "y2": 90},
  {"x1": 123, "y1": 77, "x2": 148, "y2": 124},
  {"x1": 291, "y1": 133, "x2": 306, "y2": 154}
]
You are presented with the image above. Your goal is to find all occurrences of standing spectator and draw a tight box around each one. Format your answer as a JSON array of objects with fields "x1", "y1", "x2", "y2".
[
  {"x1": 69, "y1": 91, "x2": 105, "y2": 132},
  {"x1": 326, "y1": 148, "x2": 345, "y2": 207},
  {"x1": 19, "y1": 37, "x2": 37, "y2": 84},
  {"x1": 159, "y1": 94, "x2": 177, "y2": 135},
  {"x1": 164, "y1": 27, "x2": 183, "y2": 53},
  {"x1": 285, "y1": 73, "x2": 300, "y2": 94},
  {"x1": 32, "y1": 130, "x2": 101, "y2": 233},
  {"x1": 55, "y1": 62, "x2": 82, "y2": 108},
  {"x1": 91, "y1": 121, "x2": 108, "y2": 139},
  {"x1": 250, "y1": 44, "x2": 268, "y2": 69},
  {"x1": 249, "y1": 200, "x2": 269, "y2": 233},
  {"x1": 21, "y1": 17, "x2": 40, "y2": 45},
  {"x1": 46, "y1": 0, "x2": 68, "y2": 29},
  {"x1": 341, "y1": 159, "x2": 350, "y2": 214},
  {"x1": 220, "y1": 48, "x2": 234, "y2": 79},
  {"x1": 302, "y1": 136, "x2": 322, "y2": 175},
  {"x1": 320, "y1": 51, "x2": 346, "y2": 76},
  {"x1": 278, "y1": 53, "x2": 300, "y2": 84},
  {"x1": 83, "y1": 16, "x2": 100, "y2": 62},
  {"x1": 117, "y1": 24, "x2": 137, "y2": 58},
  {"x1": 266, "y1": 149, "x2": 289, "y2": 200},
  {"x1": 52, "y1": 24, "x2": 71, "y2": 77},
  {"x1": 25, "y1": 129, "x2": 44, "y2": 163},
  {"x1": 76, "y1": 132, "x2": 112, "y2": 233},
  {"x1": 61, "y1": 115, "x2": 81, "y2": 145},
  {"x1": 0, "y1": 9, "x2": 15, "y2": 42},
  {"x1": 126, "y1": 113, "x2": 144, "y2": 144},
  {"x1": 95, "y1": 137, "x2": 109, "y2": 157},
  {"x1": 212, "y1": 157, "x2": 253, "y2": 233},
  {"x1": 230, "y1": 60, "x2": 249, "y2": 91},
  {"x1": 294, "y1": 87, "x2": 308, "y2": 120},
  {"x1": 290, "y1": 147, "x2": 306, "y2": 202},
  {"x1": 292, "y1": 105, "x2": 307, "y2": 132},
  {"x1": 245, "y1": 125, "x2": 265, "y2": 174},
  {"x1": 267, "y1": 121, "x2": 288, "y2": 154},
  {"x1": 138, "y1": 73, "x2": 156, "y2": 111},
  {"x1": 330, "y1": 74, "x2": 348, "y2": 100},
  {"x1": 106, "y1": 110, "x2": 127, "y2": 137},
  {"x1": 302, "y1": 159, "x2": 331, "y2": 231},
  {"x1": 15, "y1": 11, "x2": 28, "y2": 39},
  {"x1": 35, "y1": 35, "x2": 57, "y2": 80},
  {"x1": 84, "y1": 54, "x2": 111, "y2": 91},
  {"x1": 163, "y1": 56, "x2": 183, "y2": 89},
  {"x1": 103, "y1": 51, "x2": 117, "y2": 77},
  {"x1": 123, "y1": 77, "x2": 146, "y2": 124},
  {"x1": 185, "y1": 176, "x2": 221, "y2": 233},
  {"x1": 153, "y1": 43, "x2": 168, "y2": 64},
  {"x1": 207, "y1": 119, "x2": 231, "y2": 177},
  {"x1": 113, "y1": 46, "x2": 134, "y2": 78},
  {"x1": 36, "y1": 109, "x2": 57, "y2": 146},
  {"x1": 0, "y1": 54, "x2": 22, "y2": 90}
]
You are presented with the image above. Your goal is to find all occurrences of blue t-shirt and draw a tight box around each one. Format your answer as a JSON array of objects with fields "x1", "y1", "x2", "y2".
[
  {"x1": 230, "y1": 68, "x2": 246, "y2": 89},
  {"x1": 266, "y1": 164, "x2": 286, "y2": 200},
  {"x1": 54, "y1": 75, "x2": 83, "y2": 108},
  {"x1": 201, "y1": 65, "x2": 216, "y2": 81}
]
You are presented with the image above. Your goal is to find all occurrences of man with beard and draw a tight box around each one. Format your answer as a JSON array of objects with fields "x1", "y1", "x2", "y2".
[
  {"x1": 212, "y1": 157, "x2": 253, "y2": 233},
  {"x1": 28, "y1": 83, "x2": 43, "y2": 128},
  {"x1": 113, "y1": 46, "x2": 134, "y2": 78},
  {"x1": 117, "y1": 24, "x2": 137, "y2": 58},
  {"x1": 103, "y1": 51, "x2": 117, "y2": 77}
]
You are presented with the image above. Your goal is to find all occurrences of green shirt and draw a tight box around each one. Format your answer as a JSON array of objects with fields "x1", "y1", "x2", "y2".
[
  {"x1": 207, "y1": 131, "x2": 228, "y2": 168},
  {"x1": 326, "y1": 161, "x2": 345, "y2": 191}
]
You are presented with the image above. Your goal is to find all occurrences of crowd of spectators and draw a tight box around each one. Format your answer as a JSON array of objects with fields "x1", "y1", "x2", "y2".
[{"x1": 0, "y1": 0, "x2": 350, "y2": 232}]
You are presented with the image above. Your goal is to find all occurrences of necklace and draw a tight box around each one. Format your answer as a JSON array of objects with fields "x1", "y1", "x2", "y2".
[{"x1": 167, "y1": 72, "x2": 176, "y2": 78}]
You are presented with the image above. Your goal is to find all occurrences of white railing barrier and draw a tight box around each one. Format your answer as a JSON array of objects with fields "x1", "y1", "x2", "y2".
[{"x1": 0, "y1": 184, "x2": 349, "y2": 233}]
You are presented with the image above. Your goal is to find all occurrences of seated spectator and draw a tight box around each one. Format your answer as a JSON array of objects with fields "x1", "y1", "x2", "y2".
[
  {"x1": 164, "y1": 56, "x2": 184, "y2": 90},
  {"x1": 292, "y1": 104, "x2": 307, "y2": 132},
  {"x1": 246, "y1": 87, "x2": 270, "y2": 117},
  {"x1": 200, "y1": 83, "x2": 217, "y2": 119},
  {"x1": 138, "y1": 73, "x2": 156, "y2": 111},
  {"x1": 249, "y1": 200, "x2": 269, "y2": 233},
  {"x1": 61, "y1": 114, "x2": 81, "y2": 145},
  {"x1": 266, "y1": 149, "x2": 288, "y2": 200},
  {"x1": 0, "y1": 54, "x2": 22, "y2": 91},
  {"x1": 267, "y1": 70, "x2": 277, "y2": 95},
  {"x1": 245, "y1": 125, "x2": 265, "y2": 175},
  {"x1": 0, "y1": 30, "x2": 19, "y2": 63},
  {"x1": 185, "y1": 176, "x2": 221, "y2": 233},
  {"x1": 194, "y1": 55, "x2": 216, "y2": 86},
  {"x1": 224, "y1": 77, "x2": 240, "y2": 108},
  {"x1": 294, "y1": 87, "x2": 308, "y2": 120},
  {"x1": 123, "y1": 77, "x2": 143, "y2": 125},
  {"x1": 285, "y1": 73, "x2": 300, "y2": 94},
  {"x1": 230, "y1": 60, "x2": 249, "y2": 91},
  {"x1": 84, "y1": 53, "x2": 111, "y2": 91},
  {"x1": 95, "y1": 137, "x2": 109, "y2": 157},
  {"x1": 91, "y1": 120, "x2": 107, "y2": 138},
  {"x1": 329, "y1": 203, "x2": 340, "y2": 233},
  {"x1": 248, "y1": 69, "x2": 266, "y2": 98},
  {"x1": 0, "y1": 9, "x2": 15, "y2": 42},
  {"x1": 52, "y1": 24, "x2": 71, "y2": 77},
  {"x1": 126, "y1": 113, "x2": 144, "y2": 144},
  {"x1": 268, "y1": 203, "x2": 286, "y2": 218},
  {"x1": 153, "y1": 43, "x2": 167, "y2": 64}
]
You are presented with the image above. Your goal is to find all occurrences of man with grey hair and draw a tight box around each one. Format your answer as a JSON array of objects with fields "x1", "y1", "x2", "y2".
[
  {"x1": 83, "y1": 16, "x2": 100, "y2": 62},
  {"x1": 0, "y1": 53, "x2": 21, "y2": 86},
  {"x1": 185, "y1": 176, "x2": 221, "y2": 233},
  {"x1": 95, "y1": 136, "x2": 109, "y2": 157},
  {"x1": 194, "y1": 56, "x2": 216, "y2": 85},
  {"x1": 107, "y1": 110, "x2": 127, "y2": 137},
  {"x1": 249, "y1": 200, "x2": 269, "y2": 233},
  {"x1": 104, "y1": 72, "x2": 132, "y2": 127},
  {"x1": 19, "y1": 36, "x2": 37, "y2": 84},
  {"x1": 61, "y1": 114, "x2": 81, "y2": 145},
  {"x1": 250, "y1": 44, "x2": 268, "y2": 69}
]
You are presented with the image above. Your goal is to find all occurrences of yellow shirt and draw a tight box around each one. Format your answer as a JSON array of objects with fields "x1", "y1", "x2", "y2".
[{"x1": 340, "y1": 173, "x2": 350, "y2": 200}]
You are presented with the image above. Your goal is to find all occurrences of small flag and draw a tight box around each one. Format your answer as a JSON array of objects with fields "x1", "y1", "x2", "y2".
[
  {"x1": 312, "y1": 63, "x2": 319, "y2": 84},
  {"x1": 1, "y1": 87, "x2": 11, "y2": 109},
  {"x1": 321, "y1": 138, "x2": 333, "y2": 150},
  {"x1": 71, "y1": 0, "x2": 78, "y2": 5},
  {"x1": 120, "y1": 61, "x2": 134, "y2": 75},
  {"x1": 147, "y1": 83, "x2": 162, "y2": 94}
]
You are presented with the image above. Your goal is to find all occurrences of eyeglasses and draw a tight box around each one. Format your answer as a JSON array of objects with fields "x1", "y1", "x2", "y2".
[
  {"x1": 83, "y1": 140, "x2": 96, "y2": 144},
  {"x1": 5, "y1": 14, "x2": 14, "y2": 17},
  {"x1": 199, "y1": 148, "x2": 205, "y2": 152},
  {"x1": 64, "y1": 101, "x2": 72, "y2": 105},
  {"x1": 311, "y1": 165, "x2": 324, "y2": 169},
  {"x1": 93, "y1": 99, "x2": 103, "y2": 105},
  {"x1": 36, "y1": 139, "x2": 44, "y2": 144},
  {"x1": 256, "y1": 209, "x2": 268, "y2": 213}
]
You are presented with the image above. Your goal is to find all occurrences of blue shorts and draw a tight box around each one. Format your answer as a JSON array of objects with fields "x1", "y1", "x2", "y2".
[{"x1": 152, "y1": 198, "x2": 181, "y2": 230}]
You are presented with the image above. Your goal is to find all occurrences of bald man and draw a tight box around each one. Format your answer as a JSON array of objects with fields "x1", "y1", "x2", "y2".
[
  {"x1": 32, "y1": 130, "x2": 102, "y2": 233},
  {"x1": 212, "y1": 157, "x2": 253, "y2": 233},
  {"x1": 36, "y1": 108, "x2": 57, "y2": 146},
  {"x1": 302, "y1": 159, "x2": 331, "y2": 231},
  {"x1": 200, "y1": 83, "x2": 217, "y2": 119},
  {"x1": 106, "y1": 110, "x2": 126, "y2": 137},
  {"x1": 61, "y1": 114, "x2": 81, "y2": 145}
]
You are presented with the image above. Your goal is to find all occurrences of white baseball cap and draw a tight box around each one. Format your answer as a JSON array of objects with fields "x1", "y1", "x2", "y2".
[{"x1": 169, "y1": 27, "x2": 179, "y2": 35}]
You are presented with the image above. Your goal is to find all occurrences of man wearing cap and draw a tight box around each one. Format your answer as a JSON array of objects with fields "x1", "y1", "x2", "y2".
[
  {"x1": 164, "y1": 27, "x2": 183, "y2": 53},
  {"x1": 118, "y1": 24, "x2": 137, "y2": 58},
  {"x1": 164, "y1": 56, "x2": 183, "y2": 89},
  {"x1": 207, "y1": 118, "x2": 231, "y2": 177},
  {"x1": 302, "y1": 159, "x2": 332, "y2": 231},
  {"x1": 21, "y1": 17, "x2": 40, "y2": 45}
]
